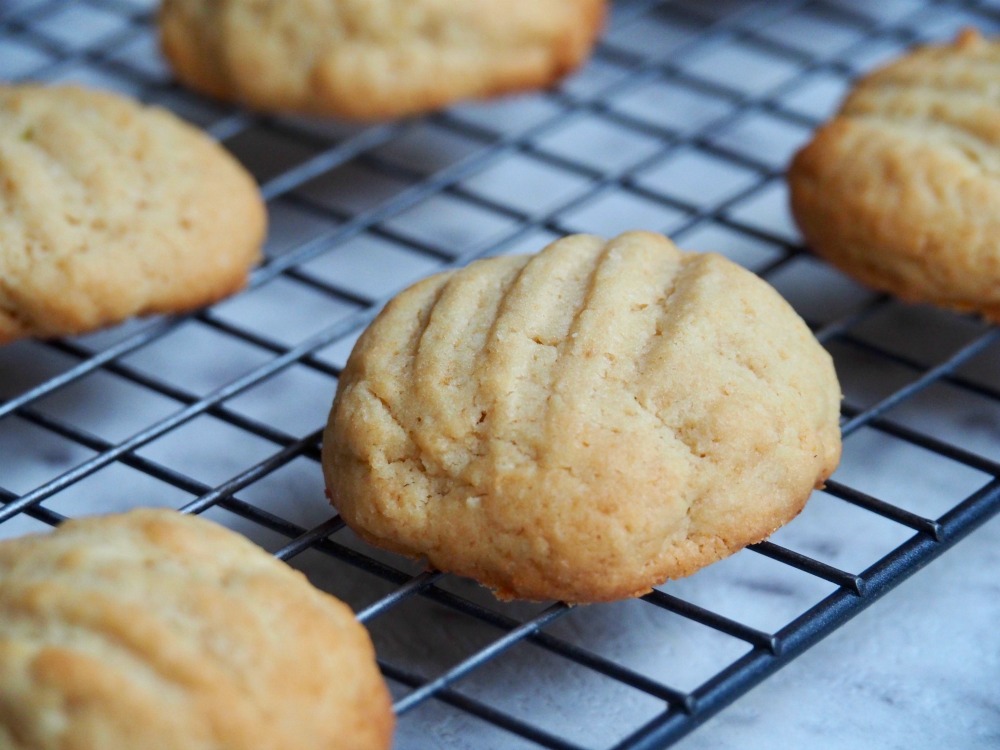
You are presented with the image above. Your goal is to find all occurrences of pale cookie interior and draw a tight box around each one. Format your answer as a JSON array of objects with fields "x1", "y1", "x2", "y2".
[{"x1": 323, "y1": 231, "x2": 842, "y2": 603}]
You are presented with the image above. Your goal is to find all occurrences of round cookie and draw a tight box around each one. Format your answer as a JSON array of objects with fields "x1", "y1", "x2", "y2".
[
  {"x1": 159, "y1": 0, "x2": 606, "y2": 119},
  {"x1": 0, "y1": 84, "x2": 264, "y2": 344},
  {"x1": 322, "y1": 231, "x2": 842, "y2": 604},
  {"x1": 789, "y1": 29, "x2": 1000, "y2": 319},
  {"x1": 0, "y1": 509, "x2": 394, "y2": 750}
]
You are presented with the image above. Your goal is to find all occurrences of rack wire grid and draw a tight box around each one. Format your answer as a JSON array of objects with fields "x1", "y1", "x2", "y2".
[{"x1": 2, "y1": 0, "x2": 1000, "y2": 747}]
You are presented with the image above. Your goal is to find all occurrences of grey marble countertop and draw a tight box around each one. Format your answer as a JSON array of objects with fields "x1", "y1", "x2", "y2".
[{"x1": 678, "y1": 517, "x2": 1000, "y2": 750}]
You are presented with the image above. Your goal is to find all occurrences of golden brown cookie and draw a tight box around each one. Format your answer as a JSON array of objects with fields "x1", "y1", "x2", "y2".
[
  {"x1": 322, "y1": 231, "x2": 842, "y2": 603},
  {"x1": 159, "y1": 0, "x2": 606, "y2": 119},
  {"x1": 789, "y1": 29, "x2": 1000, "y2": 319},
  {"x1": 0, "y1": 509, "x2": 394, "y2": 750},
  {"x1": 0, "y1": 84, "x2": 264, "y2": 344}
]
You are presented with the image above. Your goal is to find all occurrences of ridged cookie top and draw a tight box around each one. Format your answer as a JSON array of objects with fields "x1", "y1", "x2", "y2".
[
  {"x1": 842, "y1": 29, "x2": 1000, "y2": 168},
  {"x1": 0, "y1": 509, "x2": 393, "y2": 750},
  {"x1": 0, "y1": 85, "x2": 264, "y2": 343},
  {"x1": 789, "y1": 30, "x2": 1000, "y2": 317},
  {"x1": 160, "y1": 0, "x2": 605, "y2": 119},
  {"x1": 323, "y1": 232, "x2": 842, "y2": 603}
]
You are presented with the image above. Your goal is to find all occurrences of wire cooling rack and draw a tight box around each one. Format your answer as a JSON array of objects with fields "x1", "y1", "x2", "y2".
[{"x1": 2, "y1": 0, "x2": 1000, "y2": 747}]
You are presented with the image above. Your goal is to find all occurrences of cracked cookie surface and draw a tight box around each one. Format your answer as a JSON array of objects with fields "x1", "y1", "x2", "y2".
[
  {"x1": 0, "y1": 509, "x2": 393, "y2": 750},
  {"x1": 0, "y1": 84, "x2": 264, "y2": 343},
  {"x1": 160, "y1": 0, "x2": 605, "y2": 119},
  {"x1": 789, "y1": 29, "x2": 1000, "y2": 319},
  {"x1": 322, "y1": 231, "x2": 842, "y2": 603}
]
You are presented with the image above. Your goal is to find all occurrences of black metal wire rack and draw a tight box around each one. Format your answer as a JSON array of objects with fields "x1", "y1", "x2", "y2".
[{"x1": 2, "y1": 0, "x2": 1000, "y2": 747}]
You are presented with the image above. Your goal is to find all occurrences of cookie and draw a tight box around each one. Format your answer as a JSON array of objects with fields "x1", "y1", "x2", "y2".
[
  {"x1": 322, "y1": 231, "x2": 842, "y2": 603},
  {"x1": 789, "y1": 29, "x2": 1000, "y2": 319},
  {"x1": 0, "y1": 509, "x2": 394, "y2": 750},
  {"x1": 159, "y1": 0, "x2": 606, "y2": 119},
  {"x1": 0, "y1": 84, "x2": 264, "y2": 344}
]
